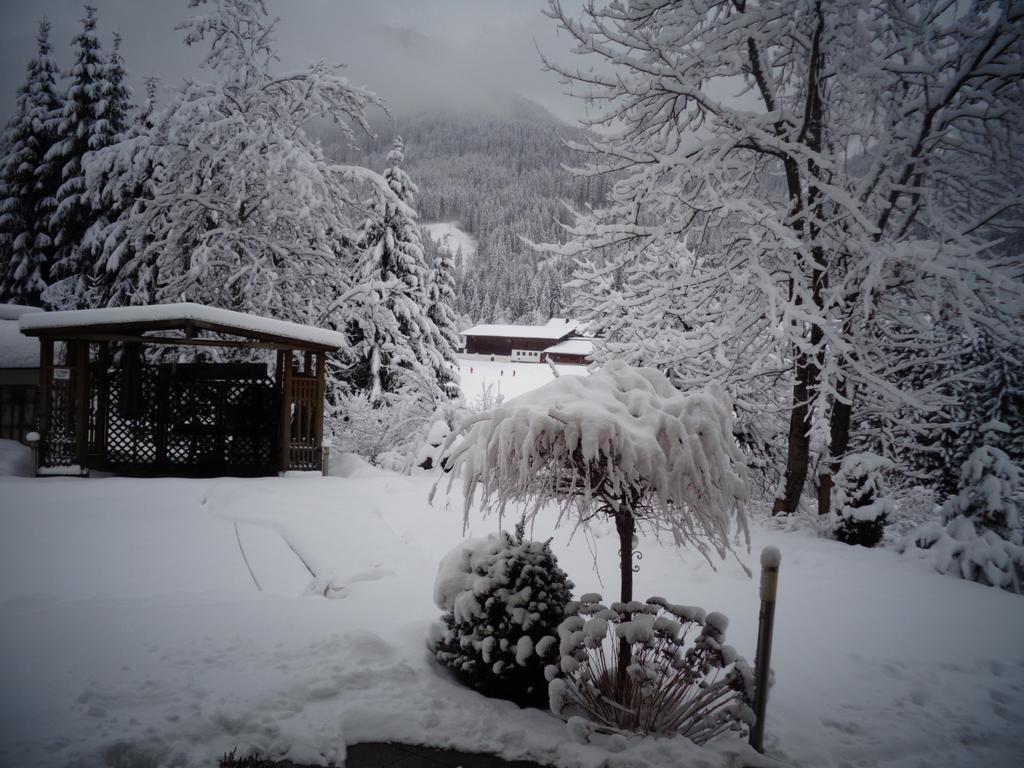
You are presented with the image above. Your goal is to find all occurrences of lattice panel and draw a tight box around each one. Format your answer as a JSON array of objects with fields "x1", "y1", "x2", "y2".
[
  {"x1": 42, "y1": 375, "x2": 76, "y2": 467},
  {"x1": 103, "y1": 368, "x2": 159, "y2": 465},
  {"x1": 287, "y1": 375, "x2": 323, "y2": 471},
  {"x1": 0, "y1": 385, "x2": 36, "y2": 443},
  {"x1": 95, "y1": 366, "x2": 277, "y2": 475},
  {"x1": 164, "y1": 375, "x2": 276, "y2": 472}
]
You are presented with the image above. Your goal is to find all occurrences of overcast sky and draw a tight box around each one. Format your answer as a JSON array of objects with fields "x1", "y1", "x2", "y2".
[{"x1": 0, "y1": 0, "x2": 587, "y2": 127}]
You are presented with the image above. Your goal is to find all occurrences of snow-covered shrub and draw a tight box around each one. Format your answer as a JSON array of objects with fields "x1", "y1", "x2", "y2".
[
  {"x1": 900, "y1": 446, "x2": 1024, "y2": 593},
  {"x1": 831, "y1": 453, "x2": 895, "y2": 548},
  {"x1": 942, "y1": 445, "x2": 1021, "y2": 540},
  {"x1": 328, "y1": 391, "x2": 433, "y2": 465},
  {"x1": 544, "y1": 595, "x2": 754, "y2": 745},
  {"x1": 886, "y1": 485, "x2": 941, "y2": 542},
  {"x1": 903, "y1": 516, "x2": 1024, "y2": 593},
  {"x1": 429, "y1": 523, "x2": 574, "y2": 707},
  {"x1": 413, "y1": 400, "x2": 466, "y2": 470}
]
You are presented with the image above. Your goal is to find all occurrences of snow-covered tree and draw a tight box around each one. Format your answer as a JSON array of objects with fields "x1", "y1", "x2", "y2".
[
  {"x1": 537, "y1": 0, "x2": 1024, "y2": 518},
  {"x1": 429, "y1": 523, "x2": 574, "y2": 707},
  {"x1": 426, "y1": 238, "x2": 463, "y2": 400},
  {"x1": 339, "y1": 136, "x2": 456, "y2": 406},
  {"x1": 902, "y1": 445, "x2": 1024, "y2": 593},
  {"x1": 831, "y1": 453, "x2": 894, "y2": 548},
  {"x1": 436, "y1": 360, "x2": 749, "y2": 612},
  {"x1": 435, "y1": 362, "x2": 749, "y2": 725},
  {"x1": 0, "y1": 19, "x2": 63, "y2": 306},
  {"x1": 86, "y1": 0, "x2": 383, "y2": 323},
  {"x1": 901, "y1": 332, "x2": 1024, "y2": 498},
  {"x1": 944, "y1": 445, "x2": 1022, "y2": 543},
  {"x1": 87, "y1": 75, "x2": 160, "y2": 308},
  {"x1": 45, "y1": 5, "x2": 127, "y2": 309}
]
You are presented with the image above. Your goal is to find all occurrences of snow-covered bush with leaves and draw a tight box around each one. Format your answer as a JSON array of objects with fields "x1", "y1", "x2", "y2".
[
  {"x1": 901, "y1": 446, "x2": 1024, "y2": 593},
  {"x1": 544, "y1": 594, "x2": 754, "y2": 746},
  {"x1": 831, "y1": 453, "x2": 895, "y2": 548},
  {"x1": 429, "y1": 524, "x2": 574, "y2": 707},
  {"x1": 327, "y1": 391, "x2": 434, "y2": 466}
]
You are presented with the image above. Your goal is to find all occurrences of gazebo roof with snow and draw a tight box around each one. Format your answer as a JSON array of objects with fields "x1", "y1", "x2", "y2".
[{"x1": 19, "y1": 302, "x2": 345, "y2": 352}]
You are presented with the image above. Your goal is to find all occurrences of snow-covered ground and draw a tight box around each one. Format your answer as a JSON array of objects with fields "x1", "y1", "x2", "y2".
[
  {"x1": 457, "y1": 355, "x2": 587, "y2": 405},
  {"x1": 1, "y1": 465, "x2": 1023, "y2": 768},
  {"x1": 422, "y1": 222, "x2": 477, "y2": 262}
]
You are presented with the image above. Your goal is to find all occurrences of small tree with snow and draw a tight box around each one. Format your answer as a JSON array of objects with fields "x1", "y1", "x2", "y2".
[
  {"x1": 436, "y1": 361, "x2": 749, "y2": 681},
  {"x1": 944, "y1": 445, "x2": 1022, "y2": 542},
  {"x1": 831, "y1": 454, "x2": 894, "y2": 548},
  {"x1": 901, "y1": 445, "x2": 1024, "y2": 593},
  {"x1": 429, "y1": 522, "x2": 574, "y2": 707}
]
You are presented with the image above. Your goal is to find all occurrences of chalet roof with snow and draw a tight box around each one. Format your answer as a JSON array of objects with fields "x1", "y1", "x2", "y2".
[
  {"x1": 19, "y1": 302, "x2": 346, "y2": 351},
  {"x1": 461, "y1": 323, "x2": 577, "y2": 341},
  {"x1": 543, "y1": 338, "x2": 594, "y2": 357}
]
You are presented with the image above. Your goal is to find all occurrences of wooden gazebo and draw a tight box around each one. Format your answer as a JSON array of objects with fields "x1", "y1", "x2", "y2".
[{"x1": 18, "y1": 303, "x2": 344, "y2": 477}]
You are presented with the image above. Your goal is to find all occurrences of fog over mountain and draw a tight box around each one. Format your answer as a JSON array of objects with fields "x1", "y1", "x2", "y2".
[{"x1": 0, "y1": 0, "x2": 585, "y2": 125}]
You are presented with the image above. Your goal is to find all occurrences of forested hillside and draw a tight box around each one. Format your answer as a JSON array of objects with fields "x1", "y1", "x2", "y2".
[{"x1": 316, "y1": 98, "x2": 608, "y2": 325}]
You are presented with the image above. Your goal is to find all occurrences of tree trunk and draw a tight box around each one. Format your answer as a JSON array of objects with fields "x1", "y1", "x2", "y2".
[
  {"x1": 773, "y1": 346, "x2": 820, "y2": 514},
  {"x1": 819, "y1": 379, "x2": 854, "y2": 516},
  {"x1": 775, "y1": 6, "x2": 827, "y2": 516}
]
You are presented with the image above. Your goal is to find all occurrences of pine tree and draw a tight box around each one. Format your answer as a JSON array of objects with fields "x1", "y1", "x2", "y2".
[
  {"x1": 426, "y1": 241, "x2": 462, "y2": 400},
  {"x1": 342, "y1": 136, "x2": 452, "y2": 405},
  {"x1": 45, "y1": 5, "x2": 123, "y2": 309},
  {"x1": 0, "y1": 19, "x2": 63, "y2": 306}
]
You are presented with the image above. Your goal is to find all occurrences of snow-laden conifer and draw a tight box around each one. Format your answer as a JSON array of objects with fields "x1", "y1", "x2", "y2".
[
  {"x1": 340, "y1": 136, "x2": 456, "y2": 405},
  {"x1": 831, "y1": 453, "x2": 894, "y2": 548},
  {"x1": 429, "y1": 523, "x2": 573, "y2": 707},
  {"x1": 0, "y1": 19, "x2": 63, "y2": 306},
  {"x1": 425, "y1": 236, "x2": 462, "y2": 401},
  {"x1": 902, "y1": 445, "x2": 1024, "y2": 593},
  {"x1": 45, "y1": 6, "x2": 125, "y2": 309}
]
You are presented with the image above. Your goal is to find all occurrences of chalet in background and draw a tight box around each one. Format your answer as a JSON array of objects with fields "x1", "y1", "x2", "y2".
[{"x1": 460, "y1": 319, "x2": 593, "y2": 365}]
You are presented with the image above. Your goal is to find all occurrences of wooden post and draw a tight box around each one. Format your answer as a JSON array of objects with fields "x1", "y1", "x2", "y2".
[
  {"x1": 750, "y1": 546, "x2": 782, "y2": 754},
  {"x1": 74, "y1": 340, "x2": 89, "y2": 473},
  {"x1": 278, "y1": 349, "x2": 293, "y2": 472},
  {"x1": 37, "y1": 338, "x2": 53, "y2": 473},
  {"x1": 314, "y1": 351, "x2": 325, "y2": 471},
  {"x1": 94, "y1": 341, "x2": 110, "y2": 466}
]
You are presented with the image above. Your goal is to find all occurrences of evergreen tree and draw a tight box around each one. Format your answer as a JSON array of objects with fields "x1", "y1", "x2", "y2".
[
  {"x1": 425, "y1": 235, "x2": 462, "y2": 400},
  {"x1": 343, "y1": 136, "x2": 453, "y2": 405},
  {"x1": 0, "y1": 19, "x2": 63, "y2": 306},
  {"x1": 45, "y1": 5, "x2": 124, "y2": 309},
  {"x1": 78, "y1": 31, "x2": 134, "y2": 307}
]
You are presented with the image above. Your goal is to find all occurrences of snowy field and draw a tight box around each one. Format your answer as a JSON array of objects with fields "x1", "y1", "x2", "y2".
[
  {"x1": 1, "y1": 460, "x2": 1023, "y2": 768},
  {"x1": 422, "y1": 222, "x2": 477, "y2": 262},
  {"x1": 457, "y1": 356, "x2": 587, "y2": 405}
]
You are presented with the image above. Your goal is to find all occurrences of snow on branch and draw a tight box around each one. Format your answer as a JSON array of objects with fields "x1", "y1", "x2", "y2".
[{"x1": 435, "y1": 361, "x2": 750, "y2": 565}]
